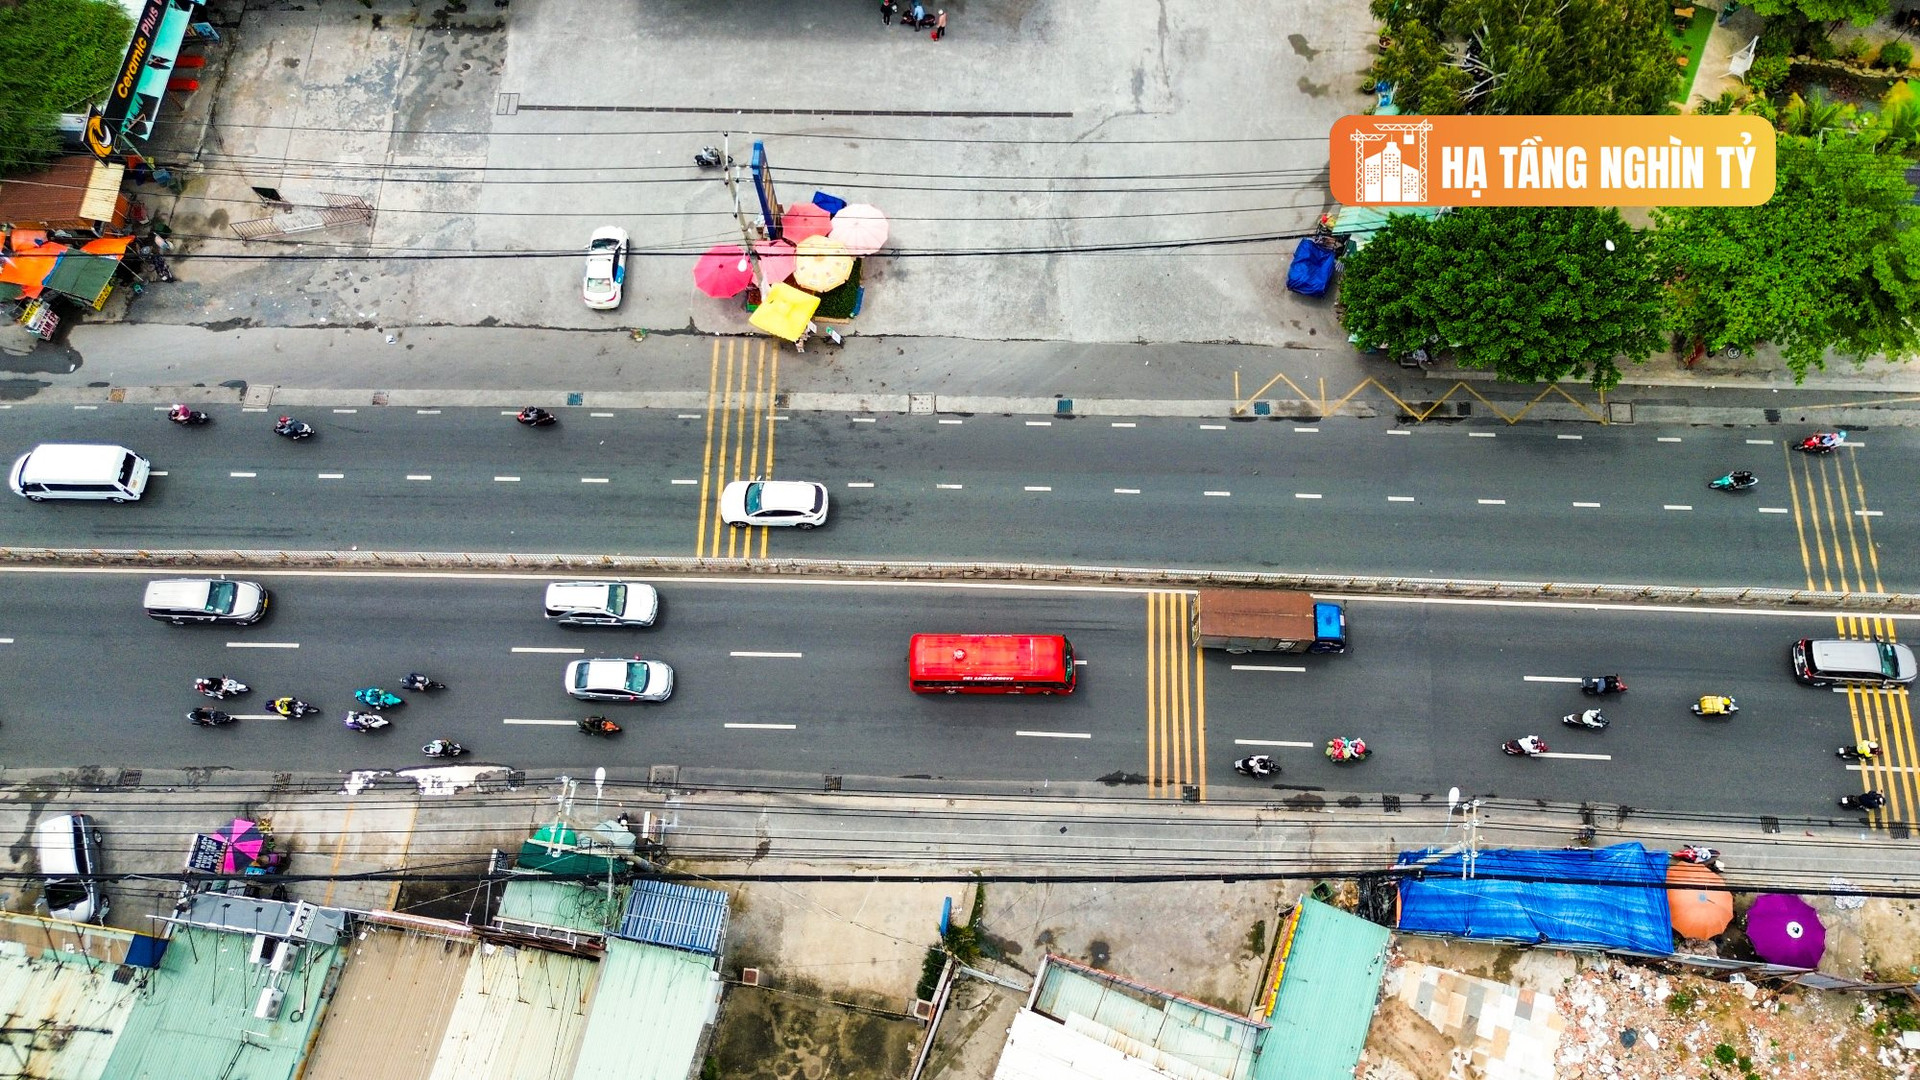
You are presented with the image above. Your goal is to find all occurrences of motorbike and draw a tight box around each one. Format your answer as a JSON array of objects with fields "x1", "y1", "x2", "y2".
[
  {"x1": 401, "y1": 673, "x2": 448, "y2": 692},
  {"x1": 1324, "y1": 736, "x2": 1370, "y2": 763},
  {"x1": 1561, "y1": 708, "x2": 1609, "y2": 730},
  {"x1": 1708, "y1": 472, "x2": 1758, "y2": 492},
  {"x1": 515, "y1": 407, "x2": 557, "y2": 428},
  {"x1": 1691, "y1": 695, "x2": 1739, "y2": 717},
  {"x1": 168, "y1": 405, "x2": 210, "y2": 426},
  {"x1": 1796, "y1": 431, "x2": 1847, "y2": 454},
  {"x1": 1838, "y1": 740, "x2": 1882, "y2": 762},
  {"x1": 342, "y1": 711, "x2": 390, "y2": 732},
  {"x1": 1840, "y1": 792, "x2": 1887, "y2": 811},
  {"x1": 1674, "y1": 845, "x2": 1724, "y2": 871},
  {"x1": 1581, "y1": 675, "x2": 1627, "y2": 696},
  {"x1": 578, "y1": 716, "x2": 622, "y2": 737},
  {"x1": 1233, "y1": 755, "x2": 1280, "y2": 778},
  {"x1": 694, "y1": 146, "x2": 730, "y2": 169},
  {"x1": 187, "y1": 708, "x2": 234, "y2": 727},
  {"x1": 354, "y1": 688, "x2": 405, "y2": 711},
  {"x1": 421, "y1": 739, "x2": 468, "y2": 759},
  {"x1": 274, "y1": 416, "x2": 315, "y2": 440},
  {"x1": 270, "y1": 697, "x2": 320, "y2": 719},
  {"x1": 194, "y1": 676, "x2": 250, "y2": 699},
  {"x1": 1501, "y1": 737, "x2": 1550, "y2": 757}
]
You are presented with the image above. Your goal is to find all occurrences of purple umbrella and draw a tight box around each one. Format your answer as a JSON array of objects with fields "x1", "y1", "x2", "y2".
[{"x1": 1746, "y1": 893, "x2": 1826, "y2": 969}]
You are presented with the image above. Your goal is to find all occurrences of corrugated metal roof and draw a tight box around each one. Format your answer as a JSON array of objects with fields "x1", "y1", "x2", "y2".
[
  {"x1": 1253, "y1": 899, "x2": 1390, "y2": 1080},
  {"x1": 570, "y1": 940, "x2": 719, "y2": 1080},
  {"x1": 302, "y1": 928, "x2": 474, "y2": 1080},
  {"x1": 1033, "y1": 958, "x2": 1259, "y2": 1080},
  {"x1": 0, "y1": 939, "x2": 143, "y2": 1080},
  {"x1": 98, "y1": 925, "x2": 341, "y2": 1080},
  {"x1": 616, "y1": 881, "x2": 730, "y2": 955},
  {"x1": 427, "y1": 942, "x2": 597, "y2": 1080},
  {"x1": 993, "y1": 1009, "x2": 1210, "y2": 1080},
  {"x1": 497, "y1": 880, "x2": 625, "y2": 935}
]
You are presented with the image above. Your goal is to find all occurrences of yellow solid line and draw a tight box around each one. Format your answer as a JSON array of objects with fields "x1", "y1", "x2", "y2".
[
  {"x1": 1174, "y1": 592, "x2": 1192, "y2": 787},
  {"x1": 1897, "y1": 691, "x2": 1918, "y2": 830},
  {"x1": 1193, "y1": 631, "x2": 1208, "y2": 803},
  {"x1": 761, "y1": 345, "x2": 780, "y2": 560},
  {"x1": 1845, "y1": 450, "x2": 1885, "y2": 590},
  {"x1": 1144, "y1": 593, "x2": 1160, "y2": 798},
  {"x1": 696, "y1": 339, "x2": 723, "y2": 557},
  {"x1": 1784, "y1": 445, "x2": 1818, "y2": 592},
  {"x1": 745, "y1": 340, "x2": 769, "y2": 560},
  {"x1": 728, "y1": 342, "x2": 752, "y2": 558},
  {"x1": 711, "y1": 341, "x2": 738, "y2": 558}
]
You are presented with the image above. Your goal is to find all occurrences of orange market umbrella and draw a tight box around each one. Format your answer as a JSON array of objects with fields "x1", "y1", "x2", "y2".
[
  {"x1": 828, "y1": 203, "x2": 888, "y2": 256},
  {"x1": 781, "y1": 203, "x2": 832, "y2": 242},
  {"x1": 747, "y1": 282, "x2": 821, "y2": 342},
  {"x1": 793, "y1": 235, "x2": 853, "y2": 292},
  {"x1": 1667, "y1": 861, "x2": 1733, "y2": 939},
  {"x1": 754, "y1": 239, "x2": 797, "y2": 285},
  {"x1": 693, "y1": 244, "x2": 753, "y2": 298}
]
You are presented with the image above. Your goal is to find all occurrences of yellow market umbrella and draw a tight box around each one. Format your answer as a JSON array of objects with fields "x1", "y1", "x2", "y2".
[
  {"x1": 793, "y1": 235, "x2": 854, "y2": 292},
  {"x1": 748, "y1": 282, "x2": 821, "y2": 342}
]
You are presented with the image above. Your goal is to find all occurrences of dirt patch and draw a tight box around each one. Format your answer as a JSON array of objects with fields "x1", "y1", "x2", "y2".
[
  {"x1": 708, "y1": 984, "x2": 921, "y2": 1080},
  {"x1": 921, "y1": 974, "x2": 1026, "y2": 1080}
]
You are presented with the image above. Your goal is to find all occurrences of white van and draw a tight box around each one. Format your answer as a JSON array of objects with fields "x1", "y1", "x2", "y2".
[
  {"x1": 36, "y1": 814, "x2": 107, "y2": 924},
  {"x1": 9, "y1": 443, "x2": 151, "y2": 502}
]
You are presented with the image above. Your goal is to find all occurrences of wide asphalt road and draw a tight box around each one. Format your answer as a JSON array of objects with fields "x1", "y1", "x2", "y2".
[
  {"x1": 1, "y1": 405, "x2": 1912, "y2": 588},
  {"x1": 0, "y1": 570, "x2": 1903, "y2": 821}
]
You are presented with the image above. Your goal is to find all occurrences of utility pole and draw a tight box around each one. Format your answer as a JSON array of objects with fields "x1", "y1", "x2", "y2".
[{"x1": 717, "y1": 133, "x2": 766, "y2": 292}]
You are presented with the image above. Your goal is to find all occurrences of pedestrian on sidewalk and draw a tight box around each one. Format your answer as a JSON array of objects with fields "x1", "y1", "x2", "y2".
[
  {"x1": 881, "y1": 0, "x2": 895, "y2": 26},
  {"x1": 934, "y1": 9, "x2": 947, "y2": 39},
  {"x1": 908, "y1": 1, "x2": 926, "y2": 28}
]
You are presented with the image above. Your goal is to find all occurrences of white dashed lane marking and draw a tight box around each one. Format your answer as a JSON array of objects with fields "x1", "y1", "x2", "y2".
[
  {"x1": 581, "y1": 477, "x2": 608, "y2": 484},
  {"x1": 1295, "y1": 493, "x2": 1322, "y2": 500},
  {"x1": 1026, "y1": 421, "x2": 1051, "y2": 427},
  {"x1": 1115, "y1": 488, "x2": 1140, "y2": 495},
  {"x1": 1111, "y1": 422, "x2": 1135, "y2": 428},
  {"x1": 853, "y1": 416, "x2": 877, "y2": 423},
  {"x1": 494, "y1": 476, "x2": 520, "y2": 483},
  {"x1": 939, "y1": 419, "x2": 964, "y2": 425},
  {"x1": 318, "y1": 473, "x2": 343, "y2": 480},
  {"x1": 1234, "y1": 738, "x2": 1314, "y2": 748},
  {"x1": 1469, "y1": 432, "x2": 1496, "y2": 438},
  {"x1": 1204, "y1": 491, "x2": 1232, "y2": 497},
  {"x1": 510, "y1": 647, "x2": 584, "y2": 654},
  {"x1": 670, "y1": 479, "x2": 698, "y2": 485},
  {"x1": 1016, "y1": 730, "x2": 1092, "y2": 740},
  {"x1": 1388, "y1": 496, "x2": 1416, "y2": 503},
  {"x1": 1759, "y1": 507, "x2": 1788, "y2": 514},
  {"x1": 1025, "y1": 485, "x2": 1052, "y2": 492},
  {"x1": 230, "y1": 471, "x2": 256, "y2": 478},
  {"x1": 1231, "y1": 665, "x2": 1305, "y2": 672},
  {"x1": 1524, "y1": 676, "x2": 1583, "y2": 683},
  {"x1": 726, "y1": 723, "x2": 798, "y2": 730},
  {"x1": 407, "y1": 474, "x2": 432, "y2": 481},
  {"x1": 228, "y1": 641, "x2": 299, "y2": 649},
  {"x1": 937, "y1": 483, "x2": 964, "y2": 490},
  {"x1": 1478, "y1": 499, "x2": 1505, "y2": 505},
  {"x1": 847, "y1": 482, "x2": 875, "y2": 488},
  {"x1": 731, "y1": 651, "x2": 803, "y2": 658},
  {"x1": 1557, "y1": 434, "x2": 1583, "y2": 441},
  {"x1": 504, "y1": 718, "x2": 577, "y2": 726},
  {"x1": 1573, "y1": 502, "x2": 1601, "y2": 508},
  {"x1": 1657, "y1": 437, "x2": 1681, "y2": 443},
  {"x1": 1665, "y1": 504, "x2": 1693, "y2": 511}
]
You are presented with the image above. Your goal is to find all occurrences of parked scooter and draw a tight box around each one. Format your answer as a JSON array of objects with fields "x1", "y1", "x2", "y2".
[
  {"x1": 694, "y1": 146, "x2": 730, "y2": 169},
  {"x1": 1673, "y1": 845, "x2": 1724, "y2": 872}
]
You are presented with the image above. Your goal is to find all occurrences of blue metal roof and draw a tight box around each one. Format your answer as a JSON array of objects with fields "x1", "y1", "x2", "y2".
[{"x1": 616, "y1": 881, "x2": 730, "y2": 955}]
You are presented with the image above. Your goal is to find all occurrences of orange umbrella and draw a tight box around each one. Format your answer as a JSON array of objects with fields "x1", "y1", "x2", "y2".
[{"x1": 1668, "y1": 861, "x2": 1733, "y2": 939}]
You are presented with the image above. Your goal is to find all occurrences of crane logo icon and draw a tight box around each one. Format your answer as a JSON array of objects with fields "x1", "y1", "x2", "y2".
[{"x1": 1347, "y1": 120, "x2": 1431, "y2": 204}]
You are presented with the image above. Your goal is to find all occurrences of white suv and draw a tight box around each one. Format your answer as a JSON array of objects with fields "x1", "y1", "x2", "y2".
[{"x1": 543, "y1": 581, "x2": 659, "y2": 627}]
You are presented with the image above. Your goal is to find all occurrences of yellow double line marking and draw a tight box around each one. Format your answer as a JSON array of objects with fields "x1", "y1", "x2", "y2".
[
  {"x1": 695, "y1": 337, "x2": 782, "y2": 559},
  {"x1": 1786, "y1": 444, "x2": 1913, "y2": 831},
  {"x1": 1145, "y1": 592, "x2": 1207, "y2": 799}
]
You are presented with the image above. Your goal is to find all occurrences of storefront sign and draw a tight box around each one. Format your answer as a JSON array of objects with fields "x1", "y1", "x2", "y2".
[{"x1": 85, "y1": 0, "x2": 170, "y2": 159}]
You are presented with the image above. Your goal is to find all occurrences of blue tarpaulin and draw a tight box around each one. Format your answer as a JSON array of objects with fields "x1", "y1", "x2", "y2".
[
  {"x1": 1395, "y1": 843, "x2": 1673, "y2": 953},
  {"x1": 1285, "y1": 238, "x2": 1337, "y2": 296}
]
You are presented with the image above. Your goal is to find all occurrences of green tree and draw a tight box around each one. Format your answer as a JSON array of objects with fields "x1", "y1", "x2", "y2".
[
  {"x1": 0, "y1": 0, "x2": 133, "y2": 176},
  {"x1": 1339, "y1": 207, "x2": 1665, "y2": 390},
  {"x1": 1654, "y1": 133, "x2": 1920, "y2": 379},
  {"x1": 1369, "y1": 0, "x2": 1682, "y2": 116},
  {"x1": 1748, "y1": 0, "x2": 1890, "y2": 28}
]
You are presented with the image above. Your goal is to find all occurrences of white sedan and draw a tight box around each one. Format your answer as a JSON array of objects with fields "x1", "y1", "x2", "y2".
[
  {"x1": 582, "y1": 226, "x2": 628, "y2": 309},
  {"x1": 719, "y1": 480, "x2": 829, "y2": 529},
  {"x1": 565, "y1": 658, "x2": 674, "y2": 702}
]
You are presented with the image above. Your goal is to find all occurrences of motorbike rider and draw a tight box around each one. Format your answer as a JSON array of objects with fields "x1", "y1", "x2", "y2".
[
  {"x1": 271, "y1": 696, "x2": 296, "y2": 715},
  {"x1": 1240, "y1": 754, "x2": 1279, "y2": 777},
  {"x1": 1730, "y1": 470, "x2": 1756, "y2": 486},
  {"x1": 1517, "y1": 734, "x2": 1549, "y2": 755},
  {"x1": 517, "y1": 407, "x2": 553, "y2": 425},
  {"x1": 1849, "y1": 790, "x2": 1889, "y2": 811},
  {"x1": 169, "y1": 404, "x2": 195, "y2": 422},
  {"x1": 402, "y1": 673, "x2": 434, "y2": 691},
  {"x1": 188, "y1": 707, "x2": 225, "y2": 725},
  {"x1": 1851, "y1": 739, "x2": 1882, "y2": 758},
  {"x1": 423, "y1": 739, "x2": 460, "y2": 756}
]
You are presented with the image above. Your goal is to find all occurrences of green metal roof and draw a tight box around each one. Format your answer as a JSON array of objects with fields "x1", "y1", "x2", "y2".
[
  {"x1": 1253, "y1": 899, "x2": 1391, "y2": 1080},
  {"x1": 571, "y1": 940, "x2": 719, "y2": 1080},
  {"x1": 518, "y1": 823, "x2": 623, "y2": 877},
  {"x1": 498, "y1": 879, "x2": 627, "y2": 934},
  {"x1": 99, "y1": 926, "x2": 340, "y2": 1080}
]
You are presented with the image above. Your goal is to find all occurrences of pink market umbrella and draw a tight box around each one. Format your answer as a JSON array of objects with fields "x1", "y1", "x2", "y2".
[
  {"x1": 213, "y1": 818, "x2": 268, "y2": 874},
  {"x1": 828, "y1": 203, "x2": 889, "y2": 256},
  {"x1": 693, "y1": 244, "x2": 754, "y2": 298},
  {"x1": 781, "y1": 203, "x2": 832, "y2": 242},
  {"x1": 1746, "y1": 893, "x2": 1826, "y2": 969},
  {"x1": 793, "y1": 235, "x2": 854, "y2": 292},
  {"x1": 754, "y1": 239, "x2": 797, "y2": 284}
]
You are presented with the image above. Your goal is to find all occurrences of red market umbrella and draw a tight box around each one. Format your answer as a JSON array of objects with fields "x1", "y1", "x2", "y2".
[
  {"x1": 828, "y1": 203, "x2": 889, "y2": 256},
  {"x1": 781, "y1": 203, "x2": 832, "y2": 242},
  {"x1": 693, "y1": 244, "x2": 754, "y2": 298},
  {"x1": 754, "y1": 239, "x2": 797, "y2": 285}
]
